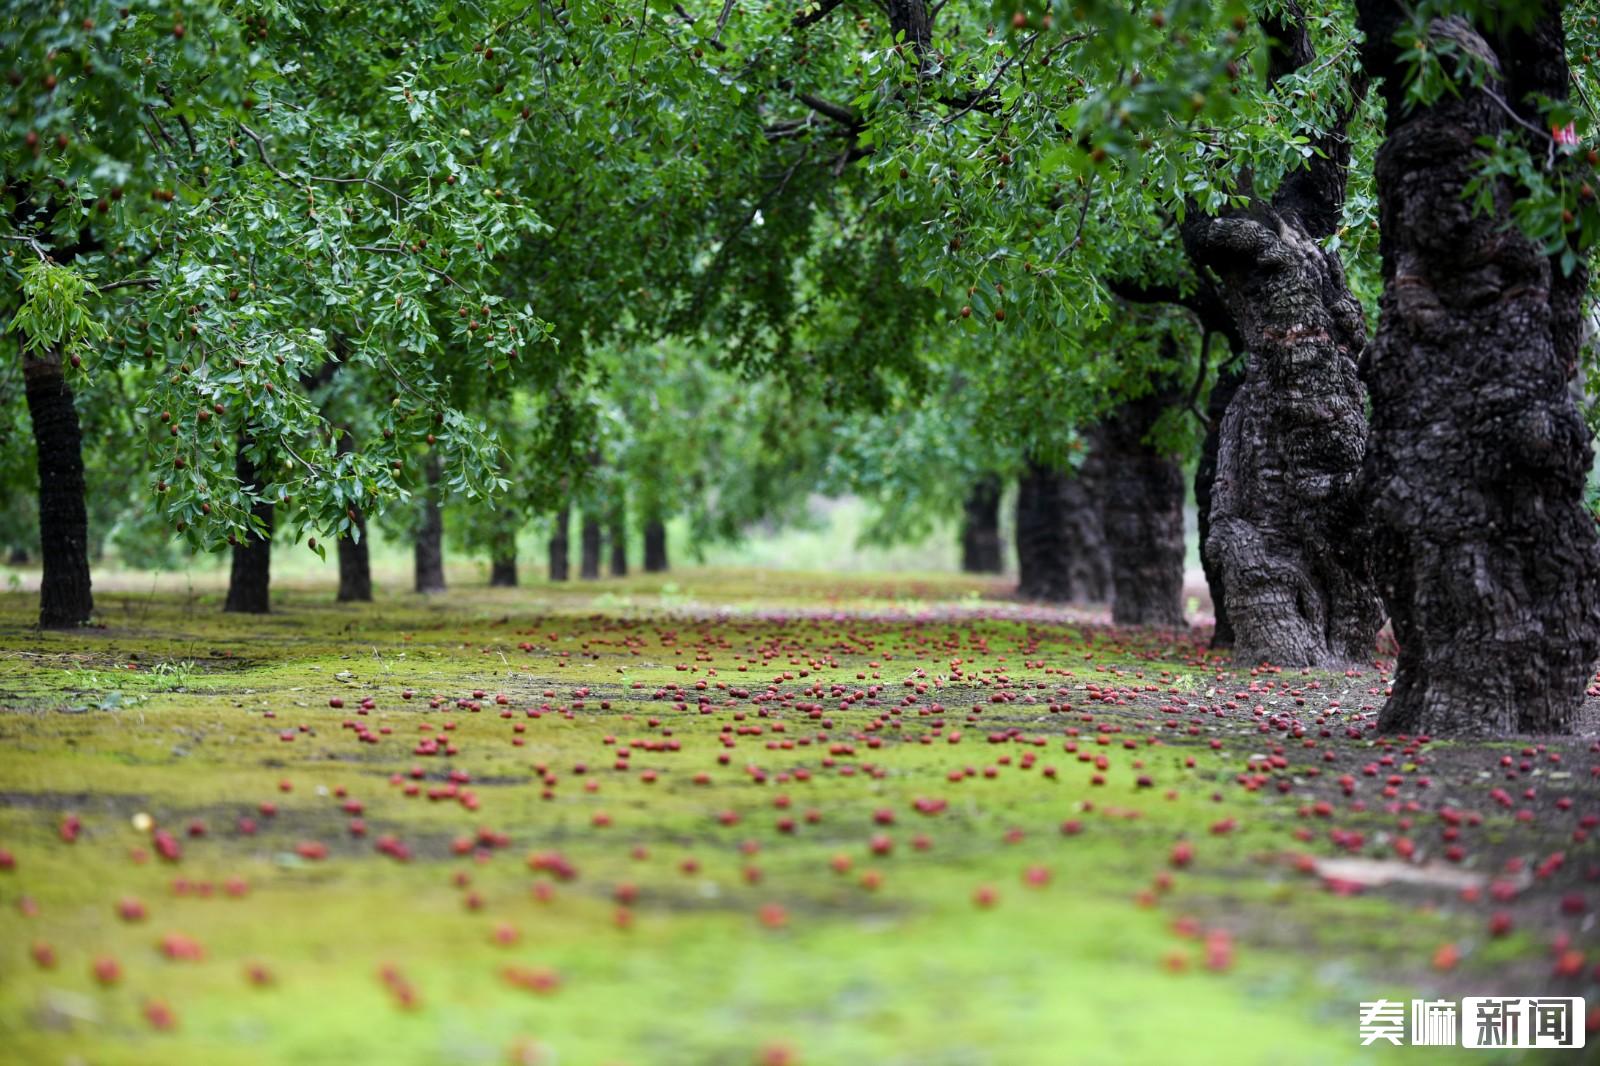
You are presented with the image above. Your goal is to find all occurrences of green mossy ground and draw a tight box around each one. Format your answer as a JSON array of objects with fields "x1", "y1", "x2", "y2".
[{"x1": 0, "y1": 571, "x2": 1594, "y2": 1065}]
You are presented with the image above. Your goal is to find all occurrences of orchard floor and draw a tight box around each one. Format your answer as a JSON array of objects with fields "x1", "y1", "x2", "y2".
[{"x1": 0, "y1": 570, "x2": 1596, "y2": 1066}]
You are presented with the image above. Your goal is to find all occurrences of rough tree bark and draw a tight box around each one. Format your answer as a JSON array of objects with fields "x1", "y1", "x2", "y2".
[
  {"x1": 334, "y1": 432, "x2": 372, "y2": 603},
  {"x1": 414, "y1": 454, "x2": 446, "y2": 594},
  {"x1": 224, "y1": 439, "x2": 273, "y2": 615},
  {"x1": 1195, "y1": 363, "x2": 1244, "y2": 647},
  {"x1": 1096, "y1": 390, "x2": 1187, "y2": 628},
  {"x1": 1356, "y1": 2, "x2": 1600, "y2": 735},
  {"x1": 22, "y1": 346, "x2": 93, "y2": 627},
  {"x1": 1180, "y1": 3, "x2": 1384, "y2": 666},
  {"x1": 960, "y1": 475, "x2": 1004, "y2": 574},
  {"x1": 579, "y1": 514, "x2": 602, "y2": 580},
  {"x1": 1015, "y1": 455, "x2": 1109, "y2": 602},
  {"x1": 643, "y1": 516, "x2": 669, "y2": 573},
  {"x1": 548, "y1": 506, "x2": 570, "y2": 582}
]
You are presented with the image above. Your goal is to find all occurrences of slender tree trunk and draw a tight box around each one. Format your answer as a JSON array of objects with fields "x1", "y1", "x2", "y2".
[
  {"x1": 414, "y1": 454, "x2": 446, "y2": 594},
  {"x1": 608, "y1": 506, "x2": 628, "y2": 577},
  {"x1": 1096, "y1": 391, "x2": 1186, "y2": 628},
  {"x1": 960, "y1": 475, "x2": 1004, "y2": 573},
  {"x1": 579, "y1": 514, "x2": 602, "y2": 580},
  {"x1": 22, "y1": 347, "x2": 93, "y2": 627},
  {"x1": 488, "y1": 507, "x2": 520, "y2": 588},
  {"x1": 643, "y1": 516, "x2": 669, "y2": 573},
  {"x1": 1015, "y1": 455, "x2": 1109, "y2": 602},
  {"x1": 334, "y1": 433, "x2": 372, "y2": 603},
  {"x1": 548, "y1": 506, "x2": 570, "y2": 582},
  {"x1": 1195, "y1": 363, "x2": 1244, "y2": 647},
  {"x1": 5, "y1": 548, "x2": 28, "y2": 566},
  {"x1": 1356, "y1": 2, "x2": 1600, "y2": 735},
  {"x1": 1179, "y1": 5, "x2": 1383, "y2": 666},
  {"x1": 224, "y1": 440, "x2": 273, "y2": 615}
]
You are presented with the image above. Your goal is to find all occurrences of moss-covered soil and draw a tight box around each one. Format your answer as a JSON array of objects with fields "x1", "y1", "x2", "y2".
[{"x1": 0, "y1": 571, "x2": 1596, "y2": 1065}]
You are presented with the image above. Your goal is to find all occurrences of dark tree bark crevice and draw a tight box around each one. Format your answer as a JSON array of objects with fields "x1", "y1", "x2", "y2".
[
  {"x1": 643, "y1": 517, "x2": 669, "y2": 573},
  {"x1": 960, "y1": 475, "x2": 1004, "y2": 574},
  {"x1": 579, "y1": 513, "x2": 602, "y2": 580},
  {"x1": 548, "y1": 506, "x2": 571, "y2": 582},
  {"x1": 414, "y1": 454, "x2": 446, "y2": 594},
  {"x1": 224, "y1": 439, "x2": 273, "y2": 615},
  {"x1": 1356, "y1": 2, "x2": 1600, "y2": 735},
  {"x1": 22, "y1": 348, "x2": 93, "y2": 627},
  {"x1": 1015, "y1": 454, "x2": 1109, "y2": 603},
  {"x1": 1096, "y1": 391, "x2": 1186, "y2": 629}
]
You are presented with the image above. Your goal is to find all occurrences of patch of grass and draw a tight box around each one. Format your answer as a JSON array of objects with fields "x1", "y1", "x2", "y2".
[{"x1": 0, "y1": 574, "x2": 1591, "y2": 1065}]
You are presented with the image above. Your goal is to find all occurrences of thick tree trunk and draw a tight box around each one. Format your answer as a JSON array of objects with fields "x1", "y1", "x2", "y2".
[
  {"x1": 608, "y1": 509, "x2": 628, "y2": 577},
  {"x1": 22, "y1": 349, "x2": 93, "y2": 627},
  {"x1": 414, "y1": 454, "x2": 446, "y2": 594},
  {"x1": 334, "y1": 433, "x2": 372, "y2": 603},
  {"x1": 643, "y1": 517, "x2": 669, "y2": 573},
  {"x1": 224, "y1": 441, "x2": 273, "y2": 615},
  {"x1": 579, "y1": 514, "x2": 602, "y2": 580},
  {"x1": 960, "y1": 475, "x2": 1004, "y2": 573},
  {"x1": 548, "y1": 506, "x2": 570, "y2": 582},
  {"x1": 1097, "y1": 393, "x2": 1186, "y2": 628},
  {"x1": 5, "y1": 548, "x2": 28, "y2": 566},
  {"x1": 1195, "y1": 363, "x2": 1244, "y2": 647},
  {"x1": 1178, "y1": 4, "x2": 1383, "y2": 666},
  {"x1": 1356, "y1": 3, "x2": 1600, "y2": 735},
  {"x1": 490, "y1": 554, "x2": 518, "y2": 587},
  {"x1": 1015, "y1": 455, "x2": 1109, "y2": 602}
]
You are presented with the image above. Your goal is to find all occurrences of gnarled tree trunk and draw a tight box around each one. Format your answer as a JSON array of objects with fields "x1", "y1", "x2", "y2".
[
  {"x1": 334, "y1": 432, "x2": 372, "y2": 603},
  {"x1": 22, "y1": 347, "x2": 93, "y2": 627},
  {"x1": 1015, "y1": 455, "x2": 1109, "y2": 602},
  {"x1": 1195, "y1": 362, "x2": 1244, "y2": 647},
  {"x1": 1180, "y1": 4, "x2": 1383, "y2": 666},
  {"x1": 224, "y1": 440, "x2": 273, "y2": 615},
  {"x1": 579, "y1": 514, "x2": 602, "y2": 580},
  {"x1": 643, "y1": 516, "x2": 669, "y2": 573},
  {"x1": 1097, "y1": 391, "x2": 1186, "y2": 628},
  {"x1": 548, "y1": 506, "x2": 570, "y2": 581},
  {"x1": 414, "y1": 454, "x2": 446, "y2": 594},
  {"x1": 960, "y1": 475, "x2": 1004, "y2": 573},
  {"x1": 1356, "y1": 2, "x2": 1600, "y2": 735}
]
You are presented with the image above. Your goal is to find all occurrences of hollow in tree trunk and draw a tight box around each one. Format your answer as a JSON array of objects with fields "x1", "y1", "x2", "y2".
[
  {"x1": 1180, "y1": 4, "x2": 1383, "y2": 666},
  {"x1": 960, "y1": 475, "x2": 1004, "y2": 573},
  {"x1": 334, "y1": 433, "x2": 372, "y2": 603},
  {"x1": 1355, "y1": 2, "x2": 1600, "y2": 735},
  {"x1": 224, "y1": 440, "x2": 273, "y2": 615},
  {"x1": 643, "y1": 516, "x2": 669, "y2": 573},
  {"x1": 1096, "y1": 390, "x2": 1186, "y2": 628},
  {"x1": 1195, "y1": 362, "x2": 1244, "y2": 647},
  {"x1": 22, "y1": 346, "x2": 93, "y2": 627},
  {"x1": 579, "y1": 514, "x2": 602, "y2": 580},
  {"x1": 1015, "y1": 455, "x2": 1109, "y2": 602},
  {"x1": 548, "y1": 506, "x2": 570, "y2": 582},
  {"x1": 414, "y1": 454, "x2": 446, "y2": 594}
]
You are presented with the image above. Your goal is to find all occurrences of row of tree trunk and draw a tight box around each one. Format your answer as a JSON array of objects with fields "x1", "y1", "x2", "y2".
[
  {"x1": 544, "y1": 509, "x2": 669, "y2": 582},
  {"x1": 975, "y1": 382, "x2": 1189, "y2": 627}
]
